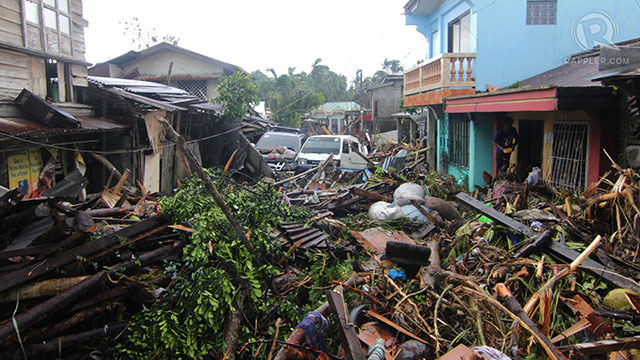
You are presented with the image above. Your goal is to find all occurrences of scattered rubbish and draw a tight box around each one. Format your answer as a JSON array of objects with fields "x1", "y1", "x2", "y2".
[{"x1": 2, "y1": 127, "x2": 640, "y2": 360}]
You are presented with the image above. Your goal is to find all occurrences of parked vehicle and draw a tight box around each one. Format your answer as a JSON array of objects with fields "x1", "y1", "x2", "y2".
[
  {"x1": 255, "y1": 131, "x2": 306, "y2": 171},
  {"x1": 297, "y1": 135, "x2": 369, "y2": 171}
]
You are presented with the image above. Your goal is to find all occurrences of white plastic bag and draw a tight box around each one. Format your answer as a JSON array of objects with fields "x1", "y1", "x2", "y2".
[
  {"x1": 393, "y1": 183, "x2": 425, "y2": 206},
  {"x1": 368, "y1": 201, "x2": 404, "y2": 221}
]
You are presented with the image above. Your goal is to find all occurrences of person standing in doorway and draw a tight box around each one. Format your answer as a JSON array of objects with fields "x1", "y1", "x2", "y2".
[{"x1": 494, "y1": 117, "x2": 518, "y2": 173}]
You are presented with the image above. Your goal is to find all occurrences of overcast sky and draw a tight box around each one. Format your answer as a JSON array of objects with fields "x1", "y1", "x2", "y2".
[{"x1": 83, "y1": 0, "x2": 427, "y2": 82}]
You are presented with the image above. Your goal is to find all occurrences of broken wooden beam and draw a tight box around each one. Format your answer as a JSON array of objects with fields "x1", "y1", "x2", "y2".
[
  {"x1": 18, "y1": 322, "x2": 129, "y2": 358},
  {"x1": 160, "y1": 117, "x2": 255, "y2": 253},
  {"x1": 0, "y1": 271, "x2": 106, "y2": 344},
  {"x1": 0, "y1": 275, "x2": 90, "y2": 303},
  {"x1": 351, "y1": 187, "x2": 391, "y2": 202},
  {"x1": 325, "y1": 290, "x2": 366, "y2": 360},
  {"x1": 496, "y1": 283, "x2": 567, "y2": 360},
  {"x1": 0, "y1": 215, "x2": 169, "y2": 293},
  {"x1": 274, "y1": 276, "x2": 364, "y2": 360},
  {"x1": 557, "y1": 336, "x2": 640, "y2": 356},
  {"x1": 546, "y1": 239, "x2": 640, "y2": 294}
]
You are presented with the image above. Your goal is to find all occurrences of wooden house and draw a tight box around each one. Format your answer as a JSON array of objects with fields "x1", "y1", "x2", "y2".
[{"x1": 0, "y1": 0, "x2": 89, "y2": 102}]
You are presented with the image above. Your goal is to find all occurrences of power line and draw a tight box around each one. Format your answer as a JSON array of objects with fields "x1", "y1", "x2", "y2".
[{"x1": 0, "y1": 125, "x2": 244, "y2": 156}]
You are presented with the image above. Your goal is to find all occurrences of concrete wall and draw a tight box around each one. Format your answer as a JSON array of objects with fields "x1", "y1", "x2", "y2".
[
  {"x1": 371, "y1": 80, "x2": 403, "y2": 132},
  {"x1": 438, "y1": 112, "x2": 493, "y2": 191},
  {"x1": 470, "y1": 113, "x2": 494, "y2": 191},
  {"x1": 406, "y1": 0, "x2": 640, "y2": 90}
]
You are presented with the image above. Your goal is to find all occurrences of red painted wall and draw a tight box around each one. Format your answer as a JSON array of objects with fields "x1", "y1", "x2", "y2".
[{"x1": 588, "y1": 115, "x2": 601, "y2": 187}]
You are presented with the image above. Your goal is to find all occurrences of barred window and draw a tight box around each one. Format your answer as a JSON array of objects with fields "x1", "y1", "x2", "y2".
[
  {"x1": 548, "y1": 122, "x2": 589, "y2": 191},
  {"x1": 448, "y1": 114, "x2": 470, "y2": 168},
  {"x1": 526, "y1": 0, "x2": 557, "y2": 25}
]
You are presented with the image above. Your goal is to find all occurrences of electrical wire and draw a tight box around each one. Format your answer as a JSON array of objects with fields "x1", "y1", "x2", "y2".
[{"x1": 0, "y1": 124, "x2": 244, "y2": 155}]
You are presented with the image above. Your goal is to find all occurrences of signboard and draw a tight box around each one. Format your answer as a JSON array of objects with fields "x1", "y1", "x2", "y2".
[{"x1": 7, "y1": 148, "x2": 43, "y2": 196}]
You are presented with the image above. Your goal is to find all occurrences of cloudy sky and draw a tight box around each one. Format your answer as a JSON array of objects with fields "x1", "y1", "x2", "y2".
[{"x1": 83, "y1": 0, "x2": 427, "y2": 82}]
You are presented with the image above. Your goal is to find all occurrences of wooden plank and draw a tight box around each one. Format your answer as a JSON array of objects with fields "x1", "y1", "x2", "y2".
[
  {"x1": 70, "y1": 63, "x2": 87, "y2": 76},
  {"x1": 546, "y1": 240, "x2": 640, "y2": 294},
  {"x1": 0, "y1": 215, "x2": 169, "y2": 293},
  {"x1": 28, "y1": 55, "x2": 45, "y2": 97},
  {"x1": 161, "y1": 142, "x2": 175, "y2": 194},
  {"x1": 363, "y1": 310, "x2": 428, "y2": 344},
  {"x1": 0, "y1": 46, "x2": 28, "y2": 63},
  {"x1": 45, "y1": 28, "x2": 60, "y2": 53},
  {"x1": 26, "y1": 23, "x2": 42, "y2": 50},
  {"x1": 70, "y1": 0, "x2": 82, "y2": 16},
  {"x1": 0, "y1": 27, "x2": 22, "y2": 46},
  {"x1": 325, "y1": 290, "x2": 366, "y2": 360},
  {"x1": 455, "y1": 192, "x2": 535, "y2": 236},
  {"x1": 0, "y1": 74, "x2": 28, "y2": 91},
  {"x1": 0, "y1": 0, "x2": 20, "y2": 12},
  {"x1": 0, "y1": 63, "x2": 29, "y2": 78},
  {"x1": 557, "y1": 336, "x2": 640, "y2": 355},
  {"x1": 143, "y1": 153, "x2": 161, "y2": 194},
  {"x1": 0, "y1": 4, "x2": 21, "y2": 23}
]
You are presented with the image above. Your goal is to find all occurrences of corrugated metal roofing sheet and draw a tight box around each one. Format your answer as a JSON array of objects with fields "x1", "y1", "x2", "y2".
[
  {"x1": 0, "y1": 116, "x2": 128, "y2": 136},
  {"x1": 519, "y1": 56, "x2": 602, "y2": 88},
  {"x1": 88, "y1": 76, "x2": 190, "y2": 95}
]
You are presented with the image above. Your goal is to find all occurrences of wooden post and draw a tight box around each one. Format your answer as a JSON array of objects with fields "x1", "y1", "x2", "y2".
[
  {"x1": 325, "y1": 290, "x2": 366, "y2": 360},
  {"x1": 160, "y1": 118, "x2": 255, "y2": 253}
]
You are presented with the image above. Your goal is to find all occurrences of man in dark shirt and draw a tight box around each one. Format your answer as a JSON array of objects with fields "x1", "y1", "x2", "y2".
[{"x1": 493, "y1": 117, "x2": 518, "y2": 173}]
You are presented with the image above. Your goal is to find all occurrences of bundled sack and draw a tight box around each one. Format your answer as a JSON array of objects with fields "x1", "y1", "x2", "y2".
[
  {"x1": 394, "y1": 183, "x2": 425, "y2": 206},
  {"x1": 369, "y1": 201, "x2": 404, "y2": 221}
]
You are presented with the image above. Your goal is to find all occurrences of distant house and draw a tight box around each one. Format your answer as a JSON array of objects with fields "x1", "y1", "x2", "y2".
[
  {"x1": 0, "y1": 0, "x2": 90, "y2": 102},
  {"x1": 310, "y1": 101, "x2": 362, "y2": 134},
  {"x1": 88, "y1": 42, "x2": 243, "y2": 100},
  {"x1": 366, "y1": 74, "x2": 403, "y2": 133}
]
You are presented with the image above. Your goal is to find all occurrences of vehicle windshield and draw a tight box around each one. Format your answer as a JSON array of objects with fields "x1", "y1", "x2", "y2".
[
  {"x1": 255, "y1": 133, "x2": 301, "y2": 152},
  {"x1": 301, "y1": 137, "x2": 341, "y2": 155}
]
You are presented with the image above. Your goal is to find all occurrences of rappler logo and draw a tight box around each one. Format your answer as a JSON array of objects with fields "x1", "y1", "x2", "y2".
[{"x1": 572, "y1": 12, "x2": 619, "y2": 51}]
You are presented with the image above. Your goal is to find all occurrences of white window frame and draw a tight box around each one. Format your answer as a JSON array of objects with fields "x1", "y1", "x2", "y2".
[{"x1": 21, "y1": 0, "x2": 73, "y2": 53}]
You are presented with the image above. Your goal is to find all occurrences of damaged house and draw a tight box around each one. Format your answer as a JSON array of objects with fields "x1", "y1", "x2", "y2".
[{"x1": 0, "y1": 1, "x2": 272, "y2": 197}]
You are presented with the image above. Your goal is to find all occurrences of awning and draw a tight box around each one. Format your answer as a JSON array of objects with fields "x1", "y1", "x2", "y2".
[{"x1": 445, "y1": 86, "x2": 615, "y2": 113}]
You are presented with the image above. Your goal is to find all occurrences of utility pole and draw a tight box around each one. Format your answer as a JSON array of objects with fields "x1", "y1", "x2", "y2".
[{"x1": 357, "y1": 69, "x2": 363, "y2": 133}]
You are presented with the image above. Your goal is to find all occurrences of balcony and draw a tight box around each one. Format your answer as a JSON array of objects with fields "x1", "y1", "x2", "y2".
[{"x1": 403, "y1": 53, "x2": 476, "y2": 106}]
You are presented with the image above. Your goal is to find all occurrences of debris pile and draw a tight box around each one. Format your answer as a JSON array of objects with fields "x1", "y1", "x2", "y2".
[
  {"x1": 0, "y1": 171, "x2": 180, "y2": 359},
  {"x1": 1, "y1": 138, "x2": 640, "y2": 360}
]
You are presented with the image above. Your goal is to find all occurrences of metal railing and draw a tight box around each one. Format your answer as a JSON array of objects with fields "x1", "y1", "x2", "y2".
[{"x1": 404, "y1": 53, "x2": 476, "y2": 96}]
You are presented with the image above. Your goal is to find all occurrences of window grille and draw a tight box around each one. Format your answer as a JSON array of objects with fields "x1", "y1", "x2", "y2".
[
  {"x1": 174, "y1": 80, "x2": 208, "y2": 100},
  {"x1": 448, "y1": 114, "x2": 470, "y2": 168},
  {"x1": 549, "y1": 122, "x2": 589, "y2": 191},
  {"x1": 526, "y1": 0, "x2": 557, "y2": 25}
]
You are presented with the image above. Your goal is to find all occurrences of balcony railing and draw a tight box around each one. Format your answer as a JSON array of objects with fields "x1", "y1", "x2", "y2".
[{"x1": 404, "y1": 53, "x2": 476, "y2": 96}]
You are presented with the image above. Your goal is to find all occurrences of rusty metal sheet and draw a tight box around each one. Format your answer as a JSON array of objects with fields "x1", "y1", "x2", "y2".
[
  {"x1": 0, "y1": 116, "x2": 128, "y2": 136},
  {"x1": 363, "y1": 310, "x2": 428, "y2": 345},
  {"x1": 350, "y1": 227, "x2": 415, "y2": 252}
]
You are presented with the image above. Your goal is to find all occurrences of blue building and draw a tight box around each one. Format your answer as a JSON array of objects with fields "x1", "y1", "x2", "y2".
[
  {"x1": 405, "y1": 0, "x2": 640, "y2": 92},
  {"x1": 402, "y1": 0, "x2": 640, "y2": 190}
]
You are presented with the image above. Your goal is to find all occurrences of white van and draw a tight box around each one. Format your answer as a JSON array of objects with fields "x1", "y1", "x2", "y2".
[{"x1": 297, "y1": 135, "x2": 369, "y2": 171}]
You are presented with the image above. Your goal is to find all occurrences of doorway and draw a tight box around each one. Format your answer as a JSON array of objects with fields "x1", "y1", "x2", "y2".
[{"x1": 517, "y1": 120, "x2": 544, "y2": 174}]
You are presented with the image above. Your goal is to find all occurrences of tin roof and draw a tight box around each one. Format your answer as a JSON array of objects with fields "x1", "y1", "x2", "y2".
[{"x1": 0, "y1": 116, "x2": 128, "y2": 136}]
